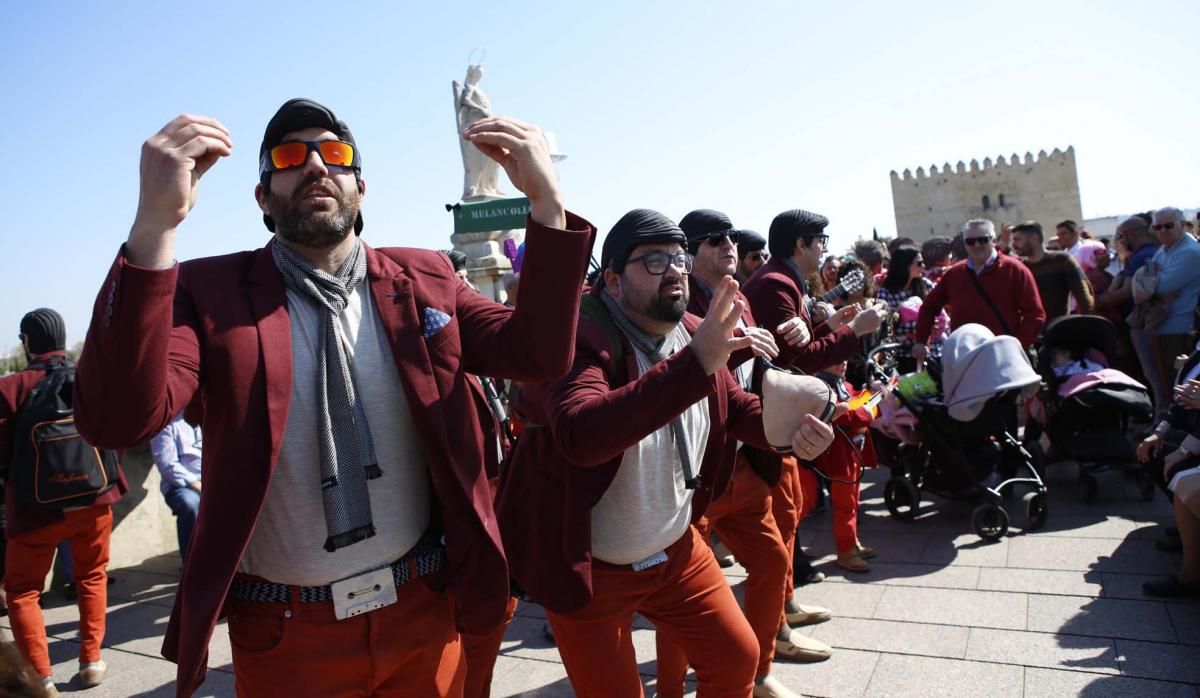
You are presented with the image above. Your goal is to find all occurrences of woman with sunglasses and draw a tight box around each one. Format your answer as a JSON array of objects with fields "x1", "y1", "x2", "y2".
[{"x1": 877, "y1": 246, "x2": 943, "y2": 374}]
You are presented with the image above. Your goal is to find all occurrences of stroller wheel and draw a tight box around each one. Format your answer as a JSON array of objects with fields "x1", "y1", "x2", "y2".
[
  {"x1": 972, "y1": 503, "x2": 1009, "y2": 541},
  {"x1": 1022, "y1": 491, "x2": 1048, "y2": 530},
  {"x1": 884, "y1": 477, "x2": 920, "y2": 521}
]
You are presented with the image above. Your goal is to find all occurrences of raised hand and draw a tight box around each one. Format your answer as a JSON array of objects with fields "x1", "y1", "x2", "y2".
[
  {"x1": 776, "y1": 317, "x2": 811, "y2": 348},
  {"x1": 128, "y1": 114, "x2": 233, "y2": 268},
  {"x1": 737, "y1": 326, "x2": 780, "y2": 360},
  {"x1": 463, "y1": 117, "x2": 565, "y2": 228},
  {"x1": 690, "y1": 277, "x2": 754, "y2": 375}
]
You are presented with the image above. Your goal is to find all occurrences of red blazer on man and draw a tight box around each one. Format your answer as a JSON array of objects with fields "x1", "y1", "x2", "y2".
[
  {"x1": 73, "y1": 215, "x2": 594, "y2": 696},
  {"x1": 742, "y1": 257, "x2": 860, "y2": 373},
  {"x1": 496, "y1": 293, "x2": 771, "y2": 614},
  {"x1": 0, "y1": 351, "x2": 127, "y2": 537}
]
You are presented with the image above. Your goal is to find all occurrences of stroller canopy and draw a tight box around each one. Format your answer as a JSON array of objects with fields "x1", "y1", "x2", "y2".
[{"x1": 941, "y1": 324, "x2": 1041, "y2": 422}]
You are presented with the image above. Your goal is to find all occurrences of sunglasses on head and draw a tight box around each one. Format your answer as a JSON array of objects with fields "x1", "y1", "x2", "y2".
[
  {"x1": 1152, "y1": 222, "x2": 1176, "y2": 232},
  {"x1": 964, "y1": 235, "x2": 993, "y2": 247},
  {"x1": 260, "y1": 140, "x2": 358, "y2": 175}
]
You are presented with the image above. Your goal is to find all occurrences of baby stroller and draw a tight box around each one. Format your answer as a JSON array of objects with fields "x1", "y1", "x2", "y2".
[
  {"x1": 871, "y1": 324, "x2": 1048, "y2": 541},
  {"x1": 1024, "y1": 315, "x2": 1154, "y2": 501}
]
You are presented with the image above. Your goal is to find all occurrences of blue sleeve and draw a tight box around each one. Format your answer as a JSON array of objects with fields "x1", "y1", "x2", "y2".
[
  {"x1": 150, "y1": 423, "x2": 196, "y2": 488},
  {"x1": 1156, "y1": 246, "x2": 1200, "y2": 296}
]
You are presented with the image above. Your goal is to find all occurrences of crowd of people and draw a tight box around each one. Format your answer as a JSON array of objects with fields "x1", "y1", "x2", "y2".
[{"x1": 0, "y1": 96, "x2": 1196, "y2": 698}]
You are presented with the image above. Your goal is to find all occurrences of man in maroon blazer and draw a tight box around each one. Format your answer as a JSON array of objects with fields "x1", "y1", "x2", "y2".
[
  {"x1": 655, "y1": 209, "x2": 826, "y2": 698},
  {"x1": 742, "y1": 209, "x2": 885, "y2": 653},
  {"x1": 496, "y1": 209, "x2": 838, "y2": 698},
  {"x1": 73, "y1": 99, "x2": 594, "y2": 697}
]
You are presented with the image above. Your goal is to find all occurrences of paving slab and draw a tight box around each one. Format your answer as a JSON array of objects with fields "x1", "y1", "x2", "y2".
[
  {"x1": 919, "y1": 532, "x2": 1011, "y2": 568},
  {"x1": 822, "y1": 561, "x2": 980, "y2": 590},
  {"x1": 768, "y1": 648, "x2": 880, "y2": 698},
  {"x1": 872, "y1": 586, "x2": 1028, "y2": 631},
  {"x1": 1116, "y1": 638, "x2": 1200, "y2": 684},
  {"x1": 977, "y1": 567, "x2": 1103, "y2": 598},
  {"x1": 964, "y1": 627, "x2": 1119, "y2": 674},
  {"x1": 788, "y1": 579, "x2": 887, "y2": 621},
  {"x1": 1023, "y1": 666, "x2": 1197, "y2": 697},
  {"x1": 863, "y1": 653, "x2": 1024, "y2": 698},
  {"x1": 1006, "y1": 535, "x2": 1174, "y2": 574},
  {"x1": 808, "y1": 617, "x2": 969, "y2": 660},
  {"x1": 1166, "y1": 602, "x2": 1200, "y2": 646},
  {"x1": 1026, "y1": 595, "x2": 1177, "y2": 643},
  {"x1": 1100, "y1": 571, "x2": 1200, "y2": 603}
]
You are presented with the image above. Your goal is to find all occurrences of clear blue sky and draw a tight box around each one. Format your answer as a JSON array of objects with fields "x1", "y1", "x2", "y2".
[{"x1": 3, "y1": 1, "x2": 1197, "y2": 350}]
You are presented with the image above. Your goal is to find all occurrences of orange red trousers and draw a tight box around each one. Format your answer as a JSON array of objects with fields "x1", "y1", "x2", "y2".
[
  {"x1": 225, "y1": 567, "x2": 465, "y2": 697},
  {"x1": 547, "y1": 526, "x2": 757, "y2": 698},
  {"x1": 656, "y1": 457, "x2": 789, "y2": 691},
  {"x1": 4, "y1": 504, "x2": 112, "y2": 679}
]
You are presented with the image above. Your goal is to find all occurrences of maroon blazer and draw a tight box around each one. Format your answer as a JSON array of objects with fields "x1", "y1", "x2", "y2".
[
  {"x1": 0, "y1": 351, "x2": 127, "y2": 537},
  {"x1": 74, "y1": 214, "x2": 594, "y2": 696},
  {"x1": 742, "y1": 257, "x2": 860, "y2": 373},
  {"x1": 496, "y1": 299, "x2": 770, "y2": 614}
]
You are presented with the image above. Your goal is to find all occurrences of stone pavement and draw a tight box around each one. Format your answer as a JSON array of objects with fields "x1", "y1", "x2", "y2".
[{"x1": 3, "y1": 462, "x2": 1198, "y2": 697}]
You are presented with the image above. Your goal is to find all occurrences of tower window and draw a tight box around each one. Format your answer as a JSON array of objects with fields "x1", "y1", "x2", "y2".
[
  {"x1": 982, "y1": 195, "x2": 991, "y2": 210},
  {"x1": 998, "y1": 194, "x2": 1006, "y2": 207}
]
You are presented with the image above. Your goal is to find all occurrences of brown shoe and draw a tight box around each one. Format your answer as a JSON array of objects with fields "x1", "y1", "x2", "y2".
[
  {"x1": 855, "y1": 542, "x2": 878, "y2": 559},
  {"x1": 837, "y1": 552, "x2": 870, "y2": 573}
]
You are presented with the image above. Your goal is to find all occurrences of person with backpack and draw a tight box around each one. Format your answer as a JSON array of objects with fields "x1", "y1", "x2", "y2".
[
  {"x1": 1, "y1": 309, "x2": 126, "y2": 697},
  {"x1": 496, "y1": 209, "x2": 840, "y2": 697}
]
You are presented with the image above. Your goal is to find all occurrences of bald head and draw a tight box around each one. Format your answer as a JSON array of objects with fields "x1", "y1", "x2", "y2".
[{"x1": 1116, "y1": 215, "x2": 1150, "y2": 250}]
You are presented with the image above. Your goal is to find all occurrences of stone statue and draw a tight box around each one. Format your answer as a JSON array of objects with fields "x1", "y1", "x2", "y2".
[{"x1": 453, "y1": 64, "x2": 504, "y2": 201}]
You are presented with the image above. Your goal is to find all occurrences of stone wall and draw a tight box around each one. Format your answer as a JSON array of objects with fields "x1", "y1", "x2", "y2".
[{"x1": 891, "y1": 147, "x2": 1084, "y2": 242}]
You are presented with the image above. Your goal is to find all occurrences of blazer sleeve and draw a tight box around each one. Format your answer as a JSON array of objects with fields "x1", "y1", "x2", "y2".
[
  {"x1": 74, "y1": 249, "x2": 202, "y2": 450},
  {"x1": 745, "y1": 275, "x2": 858, "y2": 373},
  {"x1": 456, "y1": 213, "x2": 595, "y2": 382},
  {"x1": 547, "y1": 331, "x2": 717, "y2": 467}
]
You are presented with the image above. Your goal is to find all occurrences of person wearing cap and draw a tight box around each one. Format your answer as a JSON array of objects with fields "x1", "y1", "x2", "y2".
[
  {"x1": 495, "y1": 209, "x2": 840, "y2": 698},
  {"x1": 912, "y1": 219, "x2": 1046, "y2": 364},
  {"x1": 72, "y1": 100, "x2": 595, "y2": 697},
  {"x1": 653, "y1": 209, "x2": 824, "y2": 698},
  {"x1": 742, "y1": 209, "x2": 886, "y2": 653},
  {"x1": 736, "y1": 229, "x2": 769, "y2": 284},
  {"x1": 2, "y1": 309, "x2": 127, "y2": 697}
]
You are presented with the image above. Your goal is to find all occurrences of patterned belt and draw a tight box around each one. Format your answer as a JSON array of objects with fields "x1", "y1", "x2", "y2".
[{"x1": 229, "y1": 533, "x2": 445, "y2": 604}]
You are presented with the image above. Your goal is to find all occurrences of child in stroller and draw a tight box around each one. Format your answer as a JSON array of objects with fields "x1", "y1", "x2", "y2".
[
  {"x1": 872, "y1": 323, "x2": 1048, "y2": 541},
  {"x1": 1024, "y1": 315, "x2": 1154, "y2": 501}
]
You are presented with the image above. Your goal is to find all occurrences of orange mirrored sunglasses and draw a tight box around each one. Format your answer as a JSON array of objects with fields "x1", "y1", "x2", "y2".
[{"x1": 264, "y1": 140, "x2": 358, "y2": 173}]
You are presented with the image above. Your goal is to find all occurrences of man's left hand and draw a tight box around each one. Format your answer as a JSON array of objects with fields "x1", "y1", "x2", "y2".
[
  {"x1": 464, "y1": 117, "x2": 565, "y2": 228},
  {"x1": 789, "y1": 406, "x2": 846, "y2": 461},
  {"x1": 737, "y1": 326, "x2": 779, "y2": 360}
]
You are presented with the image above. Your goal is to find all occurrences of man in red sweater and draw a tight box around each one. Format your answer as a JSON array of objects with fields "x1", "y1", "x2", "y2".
[{"x1": 913, "y1": 219, "x2": 1046, "y2": 363}]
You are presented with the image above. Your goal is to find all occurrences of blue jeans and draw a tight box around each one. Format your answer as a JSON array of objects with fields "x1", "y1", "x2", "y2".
[{"x1": 162, "y1": 485, "x2": 200, "y2": 561}]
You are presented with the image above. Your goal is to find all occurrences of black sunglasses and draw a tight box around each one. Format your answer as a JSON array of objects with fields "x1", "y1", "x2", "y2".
[
  {"x1": 1151, "y1": 222, "x2": 1176, "y2": 232},
  {"x1": 706, "y1": 230, "x2": 742, "y2": 246},
  {"x1": 964, "y1": 236, "x2": 993, "y2": 247}
]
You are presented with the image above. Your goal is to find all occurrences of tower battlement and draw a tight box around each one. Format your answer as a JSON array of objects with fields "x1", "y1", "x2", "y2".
[{"x1": 889, "y1": 146, "x2": 1081, "y2": 242}]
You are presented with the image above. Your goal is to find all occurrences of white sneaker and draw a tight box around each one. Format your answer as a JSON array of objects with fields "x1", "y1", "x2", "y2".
[
  {"x1": 753, "y1": 674, "x2": 803, "y2": 698},
  {"x1": 78, "y1": 660, "x2": 107, "y2": 688}
]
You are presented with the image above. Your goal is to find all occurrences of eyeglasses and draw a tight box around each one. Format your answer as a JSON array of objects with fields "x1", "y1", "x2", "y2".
[
  {"x1": 804, "y1": 235, "x2": 830, "y2": 246},
  {"x1": 1151, "y1": 222, "x2": 1177, "y2": 232},
  {"x1": 260, "y1": 140, "x2": 358, "y2": 174},
  {"x1": 964, "y1": 236, "x2": 993, "y2": 247},
  {"x1": 706, "y1": 231, "x2": 742, "y2": 246},
  {"x1": 626, "y1": 251, "x2": 694, "y2": 275},
  {"x1": 913, "y1": 259, "x2": 926, "y2": 267}
]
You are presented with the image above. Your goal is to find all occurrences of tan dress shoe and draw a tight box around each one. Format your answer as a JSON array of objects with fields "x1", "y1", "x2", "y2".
[
  {"x1": 754, "y1": 674, "x2": 803, "y2": 698},
  {"x1": 774, "y1": 629, "x2": 832, "y2": 662},
  {"x1": 836, "y1": 552, "x2": 870, "y2": 573},
  {"x1": 78, "y1": 660, "x2": 107, "y2": 688},
  {"x1": 784, "y1": 600, "x2": 832, "y2": 626}
]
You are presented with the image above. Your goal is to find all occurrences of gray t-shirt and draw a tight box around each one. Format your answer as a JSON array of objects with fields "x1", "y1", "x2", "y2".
[
  {"x1": 239, "y1": 280, "x2": 431, "y2": 586},
  {"x1": 589, "y1": 325, "x2": 710, "y2": 565}
]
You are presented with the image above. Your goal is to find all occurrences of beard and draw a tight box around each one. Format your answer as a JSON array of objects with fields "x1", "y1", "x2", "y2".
[
  {"x1": 628, "y1": 276, "x2": 688, "y2": 324},
  {"x1": 268, "y1": 175, "x2": 359, "y2": 248}
]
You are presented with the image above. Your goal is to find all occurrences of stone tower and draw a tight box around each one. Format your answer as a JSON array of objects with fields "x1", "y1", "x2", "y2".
[{"x1": 890, "y1": 147, "x2": 1083, "y2": 242}]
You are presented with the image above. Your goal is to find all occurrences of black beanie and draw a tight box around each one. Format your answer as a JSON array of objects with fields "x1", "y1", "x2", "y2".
[
  {"x1": 20, "y1": 308, "x2": 66, "y2": 354},
  {"x1": 768, "y1": 209, "x2": 829, "y2": 259},
  {"x1": 738, "y1": 229, "x2": 766, "y2": 259},
  {"x1": 259, "y1": 98, "x2": 363, "y2": 235},
  {"x1": 679, "y1": 209, "x2": 737, "y2": 255},
  {"x1": 600, "y1": 209, "x2": 686, "y2": 272}
]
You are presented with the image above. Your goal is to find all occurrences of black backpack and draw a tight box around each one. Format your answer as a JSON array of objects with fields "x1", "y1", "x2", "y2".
[{"x1": 9, "y1": 357, "x2": 120, "y2": 509}]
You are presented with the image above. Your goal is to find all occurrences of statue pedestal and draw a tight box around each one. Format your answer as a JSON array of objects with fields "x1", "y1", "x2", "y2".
[{"x1": 452, "y1": 229, "x2": 522, "y2": 303}]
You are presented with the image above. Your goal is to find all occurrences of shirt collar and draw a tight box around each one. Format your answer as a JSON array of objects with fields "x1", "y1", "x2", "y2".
[{"x1": 966, "y1": 250, "x2": 999, "y2": 273}]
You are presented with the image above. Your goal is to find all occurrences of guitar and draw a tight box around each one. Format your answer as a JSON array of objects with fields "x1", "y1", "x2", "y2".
[{"x1": 818, "y1": 268, "x2": 865, "y2": 304}]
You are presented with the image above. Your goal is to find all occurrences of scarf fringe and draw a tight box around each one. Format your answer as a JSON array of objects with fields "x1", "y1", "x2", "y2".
[{"x1": 324, "y1": 524, "x2": 378, "y2": 552}]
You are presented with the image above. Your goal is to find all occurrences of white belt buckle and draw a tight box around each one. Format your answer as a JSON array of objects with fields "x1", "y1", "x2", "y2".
[
  {"x1": 330, "y1": 567, "x2": 397, "y2": 621},
  {"x1": 630, "y1": 550, "x2": 668, "y2": 572}
]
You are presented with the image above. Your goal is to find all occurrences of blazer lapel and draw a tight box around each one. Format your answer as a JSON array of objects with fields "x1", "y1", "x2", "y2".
[{"x1": 247, "y1": 241, "x2": 293, "y2": 476}]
